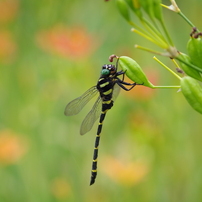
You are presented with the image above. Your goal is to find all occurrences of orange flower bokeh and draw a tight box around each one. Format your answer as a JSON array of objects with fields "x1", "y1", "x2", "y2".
[
  {"x1": 0, "y1": 130, "x2": 27, "y2": 165},
  {"x1": 36, "y1": 25, "x2": 98, "y2": 60},
  {"x1": 0, "y1": 0, "x2": 19, "y2": 24},
  {"x1": 101, "y1": 156, "x2": 149, "y2": 186},
  {"x1": 0, "y1": 30, "x2": 16, "y2": 61}
]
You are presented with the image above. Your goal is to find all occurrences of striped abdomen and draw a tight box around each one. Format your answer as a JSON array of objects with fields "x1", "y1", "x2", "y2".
[{"x1": 90, "y1": 77, "x2": 115, "y2": 185}]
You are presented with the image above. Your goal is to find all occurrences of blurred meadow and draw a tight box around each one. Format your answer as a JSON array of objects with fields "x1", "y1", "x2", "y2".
[{"x1": 0, "y1": 0, "x2": 202, "y2": 201}]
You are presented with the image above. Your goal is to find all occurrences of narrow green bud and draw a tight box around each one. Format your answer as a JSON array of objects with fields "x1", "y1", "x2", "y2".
[
  {"x1": 153, "y1": 0, "x2": 163, "y2": 21},
  {"x1": 116, "y1": 0, "x2": 131, "y2": 22},
  {"x1": 181, "y1": 76, "x2": 202, "y2": 114},
  {"x1": 139, "y1": 0, "x2": 155, "y2": 21},
  {"x1": 125, "y1": 0, "x2": 142, "y2": 19},
  {"x1": 119, "y1": 56, "x2": 153, "y2": 88}
]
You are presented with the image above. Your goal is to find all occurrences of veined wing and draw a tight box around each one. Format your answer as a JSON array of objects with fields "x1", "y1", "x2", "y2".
[
  {"x1": 80, "y1": 83, "x2": 120, "y2": 135},
  {"x1": 64, "y1": 86, "x2": 98, "y2": 116},
  {"x1": 80, "y1": 96, "x2": 102, "y2": 135},
  {"x1": 112, "y1": 83, "x2": 120, "y2": 102}
]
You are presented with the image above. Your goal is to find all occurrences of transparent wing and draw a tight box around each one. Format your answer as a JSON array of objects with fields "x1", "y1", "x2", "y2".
[
  {"x1": 80, "y1": 83, "x2": 120, "y2": 135},
  {"x1": 80, "y1": 96, "x2": 102, "y2": 135},
  {"x1": 64, "y1": 86, "x2": 98, "y2": 116},
  {"x1": 112, "y1": 83, "x2": 121, "y2": 102}
]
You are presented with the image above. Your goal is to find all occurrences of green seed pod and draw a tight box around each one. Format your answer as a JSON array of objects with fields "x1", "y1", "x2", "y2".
[
  {"x1": 153, "y1": 0, "x2": 163, "y2": 21},
  {"x1": 181, "y1": 76, "x2": 202, "y2": 114},
  {"x1": 178, "y1": 53, "x2": 202, "y2": 82},
  {"x1": 119, "y1": 56, "x2": 154, "y2": 88},
  {"x1": 116, "y1": 0, "x2": 131, "y2": 23},
  {"x1": 125, "y1": 0, "x2": 143, "y2": 19},
  {"x1": 187, "y1": 37, "x2": 202, "y2": 70},
  {"x1": 139, "y1": 0, "x2": 155, "y2": 21}
]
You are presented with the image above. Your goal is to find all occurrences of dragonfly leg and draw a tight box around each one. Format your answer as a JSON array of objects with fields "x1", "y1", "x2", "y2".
[{"x1": 117, "y1": 81, "x2": 136, "y2": 91}]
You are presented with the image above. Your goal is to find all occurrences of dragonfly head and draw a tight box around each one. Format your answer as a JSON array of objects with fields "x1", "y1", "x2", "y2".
[{"x1": 101, "y1": 64, "x2": 117, "y2": 76}]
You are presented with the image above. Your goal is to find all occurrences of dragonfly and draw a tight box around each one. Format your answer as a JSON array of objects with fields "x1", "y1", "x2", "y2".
[{"x1": 64, "y1": 58, "x2": 139, "y2": 185}]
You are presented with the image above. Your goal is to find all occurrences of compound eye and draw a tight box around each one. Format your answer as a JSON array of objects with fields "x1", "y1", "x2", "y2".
[
  {"x1": 102, "y1": 65, "x2": 107, "y2": 69},
  {"x1": 101, "y1": 69, "x2": 110, "y2": 75}
]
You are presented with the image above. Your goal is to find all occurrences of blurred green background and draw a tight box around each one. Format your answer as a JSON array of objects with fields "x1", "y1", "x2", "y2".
[{"x1": 0, "y1": 0, "x2": 202, "y2": 201}]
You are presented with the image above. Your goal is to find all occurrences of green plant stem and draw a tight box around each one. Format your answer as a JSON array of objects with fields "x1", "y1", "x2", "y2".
[
  {"x1": 129, "y1": 21, "x2": 146, "y2": 33},
  {"x1": 178, "y1": 11, "x2": 197, "y2": 29},
  {"x1": 159, "y1": 20, "x2": 174, "y2": 46},
  {"x1": 135, "y1": 45, "x2": 162, "y2": 55},
  {"x1": 151, "y1": 85, "x2": 180, "y2": 89},
  {"x1": 162, "y1": 2, "x2": 198, "y2": 30},
  {"x1": 133, "y1": 21, "x2": 166, "y2": 47},
  {"x1": 129, "y1": 21, "x2": 166, "y2": 45},
  {"x1": 132, "y1": 29, "x2": 168, "y2": 49},
  {"x1": 153, "y1": 56, "x2": 182, "y2": 80},
  {"x1": 141, "y1": 18, "x2": 168, "y2": 45}
]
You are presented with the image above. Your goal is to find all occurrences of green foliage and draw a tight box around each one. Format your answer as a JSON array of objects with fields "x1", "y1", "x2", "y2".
[
  {"x1": 116, "y1": 0, "x2": 202, "y2": 114},
  {"x1": 0, "y1": 0, "x2": 202, "y2": 202}
]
